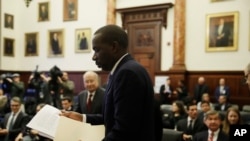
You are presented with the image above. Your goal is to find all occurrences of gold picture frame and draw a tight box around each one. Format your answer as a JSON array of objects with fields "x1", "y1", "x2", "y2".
[
  {"x1": 75, "y1": 28, "x2": 91, "y2": 53},
  {"x1": 38, "y1": 2, "x2": 49, "y2": 22},
  {"x1": 63, "y1": 0, "x2": 78, "y2": 21},
  {"x1": 48, "y1": 29, "x2": 64, "y2": 57},
  {"x1": 25, "y1": 32, "x2": 39, "y2": 56},
  {"x1": 211, "y1": 0, "x2": 234, "y2": 2},
  {"x1": 206, "y1": 11, "x2": 239, "y2": 52},
  {"x1": 4, "y1": 13, "x2": 14, "y2": 29},
  {"x1": 3, "y1": 37, "x2": 14, "y2": 57}
]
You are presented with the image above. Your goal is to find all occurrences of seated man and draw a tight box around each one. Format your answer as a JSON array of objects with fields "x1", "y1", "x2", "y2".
[
  {"x1": 74, "y1": 71, "x2": 105, "y2": 114},
  {"x1": 197, "y1": 101, "x2": 211, "y2": 121},
  {"x1": 15, "y1": 103, "x2": 52, "y2": 141},
  {"x1": 0, "y1": 97, "x2": 28, "y2": 141},
  {"x1": 61, "y1": 96, "x2": 74, "y2": 111},
  {"x1": 176, "y1": 102, "x2": 207, "y2": 141},
  {"x1": 214, "y1": 95, "x2": 231, "y2": 111},
  {"x1": 193, "y1": 110, "x2": 229, "y2": 141}
]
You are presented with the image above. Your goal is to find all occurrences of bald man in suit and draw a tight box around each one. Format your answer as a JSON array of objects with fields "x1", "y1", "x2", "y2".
[{"x1": 74, "y1": 71, "x2": 104, "y2": 114}]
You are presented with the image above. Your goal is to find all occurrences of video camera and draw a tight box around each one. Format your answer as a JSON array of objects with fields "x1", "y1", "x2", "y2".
[
  {"x1": 48, "y1": 65, "x2": 63, "y2": 92},
  {"x1": 28, "y1": 65, "x2": 43, "y2": 89},
  {"x1": 0, "y1": 73, "x2": 13, "y2": 94}
]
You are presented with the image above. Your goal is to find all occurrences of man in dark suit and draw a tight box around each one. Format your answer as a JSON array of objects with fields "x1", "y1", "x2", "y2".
[
  {"x1": 74, "y1": 71, "x2": 104, "y2": 114},
  {"x1": 176, "y1": 103, "x2": 207, "y2": 141},
  {"x1": 51, "y1": 33, "x2": 61, "y2": 55},
  {"x1": 194, "y1": 76, "x2": 209, "y2": 103},
  {"x1": 0, "y1": 97, "x2": 28, "y2": 141},
  {"x1": 61, "y1": 96, "x2": 74, "y2": 111},
  {"x1": 214, "y1": 95, "x2": 231, "y2": 111},
  {"x1": 159, "y1": 77, "x2": 174, "y2": 104},
  {"x1": 214, "y1": 78, "x2": 230, "y2": 101},
  {"x1": 215, "y1": 18, "x2": 230, "y2": 47},
  {"x1": 193, "y1": 110, "x2": 229, "y2": 141},
  {"x1": 61, "y1": 25, "x2": 156, "y2": 141}
]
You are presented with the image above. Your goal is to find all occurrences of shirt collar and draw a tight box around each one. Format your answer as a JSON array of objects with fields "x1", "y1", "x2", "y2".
[
  {"x1": 209, "y1": 128, "x2": 220, "y2": 135},
  {"x1": 110, "y1": 53, "x2": 128, "y2": 75}
]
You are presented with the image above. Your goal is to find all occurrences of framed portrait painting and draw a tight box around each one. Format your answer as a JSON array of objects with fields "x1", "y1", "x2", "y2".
[
  {"x1": 38, "y1": 2, "x2": 49, "y2": 22},
  {"x1": 4, "y1": 13, "x2": 14, "y2": 29},
  {"x1": 48, "y1": 29, "x2": 64, "y2": 57},
  {"x1": 206, "y1": 11, "x2": 239, "y2": 52},
  {"x1": 3, "y1": 37, "x2": 14, "y2": 57},
  {"x1": 75, "y1": 28, "x2": 91, "y2": 53},
  {"x1": 63, "y1": 0, "x2": 78, "y2": 21},
  {"x1": 25, "y1": 32, "x2": 39, "y2": 56}
]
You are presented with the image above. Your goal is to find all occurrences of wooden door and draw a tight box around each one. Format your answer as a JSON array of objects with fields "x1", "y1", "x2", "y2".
[{"x1": 127, "y1": 21, "x2": 161, "y2": 83}]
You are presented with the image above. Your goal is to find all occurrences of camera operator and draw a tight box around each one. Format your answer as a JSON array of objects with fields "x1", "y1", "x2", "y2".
[
  {"x1": 25, "y1": 72, "x2": 52, "y2": 115},
  {"x1": 58, "y1": 72, "x2": 75, "y2": 100},
  {"x1": 6, "y1": 73, "x2": 25, "y2": 101}
]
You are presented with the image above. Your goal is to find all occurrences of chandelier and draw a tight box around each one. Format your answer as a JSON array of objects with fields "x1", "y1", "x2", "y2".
[{"x1": 24, "y1": 0, "x2": 32, "y2": 7}]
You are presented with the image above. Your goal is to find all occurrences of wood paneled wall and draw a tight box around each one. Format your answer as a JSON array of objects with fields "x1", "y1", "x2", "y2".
[
  {"x1": 156, "y1": 70, "x2": 250, "y2": 110},
  {"x1": 1, "y1": 70, "x2": 249, "y2": 109}
]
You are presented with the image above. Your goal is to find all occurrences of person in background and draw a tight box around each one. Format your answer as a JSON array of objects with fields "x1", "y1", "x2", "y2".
[
  {"x1": 194, "y1": 76, "x2": 209, "y2": 103},
  {"x1": 58, "y1": 72, "x2": 75, "y2": 100},
  {"x1": 6, "y1": 73, "x2": 25, "y2": 101},
  {"x1": 197, "y1": 93, "x2": 213, "y2": 110},
  {"x1": 160, "y1": 77, "x2": 174, "y2": 104},
  {"x1": 173, "y1": 80, "x2": 188, "y2": 102},
  {"x1": 214, "y1": 78, "x2": 230, "y2": 102},
  {"x1": 74, "y1": 71, "x2": 104, "y2": 114},
  {"x1": 162, "y1": 100, "x2": 187, "y2": 129},
  {"x1": 197, "y1": 101, "x2": 212, "y2": 121},
  {"x1": 193, "y1": 110, "x2": 229, "y2": 141},
  {"x1": 0, "y1": 89, "x2": 8, "y2": 120},
  {"x1": 61, "y1": 25, "x2": 156, "y2": 141},
  {"x1": 214, "y1": 95, "x2": 231, "y2": 112},
  {"x1": 221, "y1": 107, "x2": 242, "y2": 135},
  {"x1": 61, "y1": 96, "x2": 74, "y2": 111},
  {"x1": 15, "y1": 103, "x2": 52, "y2": 141},
  {"x1": 176, "y1": 102, "x2": 206, "y2": 141},
  {"x1": 0, "y1": 97, "x2": 28, "y2": 141}
]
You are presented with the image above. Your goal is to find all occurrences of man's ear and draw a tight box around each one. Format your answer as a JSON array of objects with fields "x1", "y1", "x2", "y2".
[{"x1": 111, "y1": 41, "x2": 119, "y2": 52}]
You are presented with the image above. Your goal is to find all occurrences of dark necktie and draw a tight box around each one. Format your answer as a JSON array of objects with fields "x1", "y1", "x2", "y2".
[
  {"x1": 87, "y1": 94, "x2": 93, "y2": 112},
  {"x1": 9, "y1": 113, "x2": 15, "y2": 130},
  {"x1": 187, "y1": 120, "x2": 193, "y2": 133}
]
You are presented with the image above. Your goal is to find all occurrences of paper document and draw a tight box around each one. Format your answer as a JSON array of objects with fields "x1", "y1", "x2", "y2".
[
  {"x1": 26, "y1": 104, "x2": 61, "y2": 139},
  {"x1": 27, "y1": 104, "x2": 105, "y2": 141}
]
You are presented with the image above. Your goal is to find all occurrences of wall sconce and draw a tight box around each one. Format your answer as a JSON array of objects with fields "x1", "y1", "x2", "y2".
[{"x1": 24, "y1": 0, "x2": 32, "y2": 7}]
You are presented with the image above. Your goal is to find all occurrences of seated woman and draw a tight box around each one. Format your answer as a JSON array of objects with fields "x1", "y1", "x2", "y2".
[
  {"x1": 162, "y1": 100, "x2": 187, "y2": 129},
  {"x1": 222, "y1": 107, "x2": 243, "y2": 135}
]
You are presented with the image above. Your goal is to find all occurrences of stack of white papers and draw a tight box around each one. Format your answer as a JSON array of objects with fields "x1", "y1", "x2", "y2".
[{"x1": 27, "y1": 104, "x2": 105, "y2": 141}]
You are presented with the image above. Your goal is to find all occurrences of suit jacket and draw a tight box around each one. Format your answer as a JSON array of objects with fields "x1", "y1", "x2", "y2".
[
  {"x1": 214, "y1": 103, "x2": 232, "y2": 111},
  {"x1": 214, "y1": 86, "x2": 230, "y2": 101},
  {"x1": 215, "y1": 24, "x2": 230, "y2": 47},
  {"x1": 86, "y1": 54, "x2": 155, "y2": 141},
  {"x1": 159, "y1": 84, "x2": 174, "y2": 104},
  {"x1": 176, "y1": 118, "x2": 207, "y2": 136},
  {"x1": 0, "y1": 112, "x2": 28, "y2": 141},
  {"x1": 193, "y1": 130, "x2": 229, "y2": 141},
  {"x1": 75, "y1": 87, "x2": 105, "y2": 114},
  {"x1": 194, "y1": 84, "x2": 209, "y2": 102}
]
